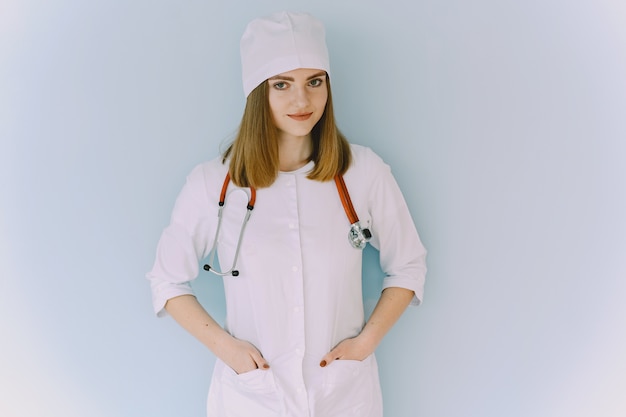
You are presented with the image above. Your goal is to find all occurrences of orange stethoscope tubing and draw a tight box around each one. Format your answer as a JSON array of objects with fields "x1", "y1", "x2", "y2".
[{"x1": 204, "y1": 173, "x2": 370, "y2": 277}]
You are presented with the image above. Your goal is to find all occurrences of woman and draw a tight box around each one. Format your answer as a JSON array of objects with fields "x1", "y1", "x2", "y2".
[{"x1": 147, "y1": 11, "x2": 427, "y2": 417}]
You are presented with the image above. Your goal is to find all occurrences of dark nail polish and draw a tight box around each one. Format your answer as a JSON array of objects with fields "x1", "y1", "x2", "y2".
[
  {"x1": 320, "y1": 360, "x2": 327, "y2": 367},
  {"x1": 263, "y1": 364, "x2": 269, "y2": 369}
]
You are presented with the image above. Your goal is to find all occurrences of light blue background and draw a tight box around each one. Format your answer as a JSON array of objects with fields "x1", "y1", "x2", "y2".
[{"x1": 1, "y1": 1, "x2": 625, "y2": 416}]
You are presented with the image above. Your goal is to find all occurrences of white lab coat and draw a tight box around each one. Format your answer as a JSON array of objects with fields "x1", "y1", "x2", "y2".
[{"x1": 147, "y1": 144, "x2": 427, "y2": 417}]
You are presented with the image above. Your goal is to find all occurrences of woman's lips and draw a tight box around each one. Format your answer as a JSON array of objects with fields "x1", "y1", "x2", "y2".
[{"x1": 288, "y1": 112, "x2": 313, "y2": 121}]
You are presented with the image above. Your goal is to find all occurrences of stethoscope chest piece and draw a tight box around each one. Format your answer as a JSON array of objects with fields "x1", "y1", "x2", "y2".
[{"x1": 348, "y1": 221, "x2": 371, "y2": 249}]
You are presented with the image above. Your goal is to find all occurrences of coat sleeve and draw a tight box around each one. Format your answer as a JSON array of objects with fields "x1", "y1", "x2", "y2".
[
  {"x1": 365, "y1": 149, "x2": 427, "y2": 306},
  {"x1": 146, "y1": 163, "x2": 216, "y2": 316}
]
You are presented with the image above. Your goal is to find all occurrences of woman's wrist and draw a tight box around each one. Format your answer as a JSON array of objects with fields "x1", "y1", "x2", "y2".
[{"x1": 356, "y1": 328, "x2": 382, "y2": 355}]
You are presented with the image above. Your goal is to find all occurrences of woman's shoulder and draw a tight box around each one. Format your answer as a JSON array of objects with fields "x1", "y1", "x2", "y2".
[
  {"x1": 349, "y1": 143, "x2": 389, "y2": 171},
  {"x1": 185, "y1": 155, "x2": 230, "y2": 188}
]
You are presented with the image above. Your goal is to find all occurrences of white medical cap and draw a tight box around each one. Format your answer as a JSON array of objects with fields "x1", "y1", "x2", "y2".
[{"x1": 240, "y1": 11, "x2": 330, "y2": 97}]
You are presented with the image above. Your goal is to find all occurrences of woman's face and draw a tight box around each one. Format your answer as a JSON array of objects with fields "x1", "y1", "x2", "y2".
[{"x1": 267, "y1": 68, "x2": 328, "y2": 141}]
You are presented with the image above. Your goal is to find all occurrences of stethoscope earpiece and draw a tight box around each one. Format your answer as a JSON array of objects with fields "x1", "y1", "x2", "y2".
[{"x1": 203, "y1": 263, "x2": 239, "y2": 276}]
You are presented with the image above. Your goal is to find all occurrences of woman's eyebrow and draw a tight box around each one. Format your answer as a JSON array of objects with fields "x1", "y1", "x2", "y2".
[
  {"x1": 268, "y1": 71, "x2": 326, "y2": 81},
  {"x1": 306, "y1": 71, "x2": 327, "y2": 80},
  {"x1": 268, "y1": 75, "x2": 295, "y2": 81}
]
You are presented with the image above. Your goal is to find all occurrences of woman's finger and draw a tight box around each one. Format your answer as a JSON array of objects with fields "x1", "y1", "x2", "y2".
[
  {"x1": 319, "y1": 345, "x2": 343, "y2": 367},
  {"x1": 320, "y1": 337, "x2": 370, "y2": 367},
  {"x1": 249, "y1": 347, "x2": 270, "y2": 369}
]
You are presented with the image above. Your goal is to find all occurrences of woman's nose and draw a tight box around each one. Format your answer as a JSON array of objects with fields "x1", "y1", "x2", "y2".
[{"x1": 292, "y1": 86, "x2": 310, "y2": 107}]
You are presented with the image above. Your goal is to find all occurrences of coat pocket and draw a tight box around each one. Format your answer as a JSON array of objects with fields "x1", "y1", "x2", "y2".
[
  {"x1": 216, "y1": 364, "x2": 286, "y2": 417},
  {"x1": 324, "y1": 354, "x2": 374, "y2": 385},
  {"x1": 226, "y1": 367, "x2": 277, "y2": 394},
  {"x1": 318, "y1": 355, "x2": 382, "y2": 416}
]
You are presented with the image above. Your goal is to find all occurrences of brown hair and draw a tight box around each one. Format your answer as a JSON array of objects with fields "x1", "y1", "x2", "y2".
[{"x1": 223, "y1": 76, "x2": 352, "y2": 188}]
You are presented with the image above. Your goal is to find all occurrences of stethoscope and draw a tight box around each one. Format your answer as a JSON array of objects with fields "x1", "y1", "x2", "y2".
[{"x1": 203, "y1": 172, "x2": 371, "y2": 277}]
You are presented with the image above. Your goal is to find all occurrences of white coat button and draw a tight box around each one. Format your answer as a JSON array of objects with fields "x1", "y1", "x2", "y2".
[
  {"x1": 292, "y1": 266, "x2": 298, "y2": 272},
  {"x1": 288, "y1": 223, "x2": 296, "y2": 229},
  {"x1": 293, "y1": 306, "x2": 300, "y2": 313}
]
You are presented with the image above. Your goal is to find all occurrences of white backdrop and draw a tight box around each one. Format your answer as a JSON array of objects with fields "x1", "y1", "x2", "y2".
[{"x1": 1, "y1": 1, "x2": 625, "y2": 416}]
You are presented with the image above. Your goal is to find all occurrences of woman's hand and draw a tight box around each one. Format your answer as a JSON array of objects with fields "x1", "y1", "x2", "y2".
[
  {"x1": 319, "y1": 335, "x2": 374, "y2": 367},
  {"x1": 221, "y1": 336, "x2": 270, "y2": 375},
  {"x1": 320, "y1": 287, "x2": 415, "y2": 368},
  {"x1": 164, "y1": 295, "x2": 269, "y2": 375}
]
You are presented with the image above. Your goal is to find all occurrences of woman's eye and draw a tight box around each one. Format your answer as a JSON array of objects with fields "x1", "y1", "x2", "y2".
[
  {"x1": 273, "y1": 82, "x2": 288, "y2": 90},
  {"x1": 309, "y1": 78, "x2": 323, "y2": 87}
]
